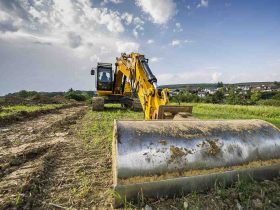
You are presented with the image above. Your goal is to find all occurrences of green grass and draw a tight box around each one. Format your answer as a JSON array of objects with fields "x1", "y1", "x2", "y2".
[
  {"x1": 72, "y1": 105, "x2": 143, "y2": 206},
  {"x1": 77, "y1": 104, "x2": 143, "y2": 150},
  {"x1": 177, "y1": 103, "x2": 280, "y2": 128},
  {"x1": 0, "y1": 104, "x2": 63, "y2": 118},
  {"x1": 179, "y1": 177, "x2": 280, "y2": 210}
]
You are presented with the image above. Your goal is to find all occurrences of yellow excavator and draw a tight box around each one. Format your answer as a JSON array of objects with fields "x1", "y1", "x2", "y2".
[
  {"x1": 91, "y1": 53, "x2": 280, "y2": 207},
  {"x1": 90, "y1": 62, "x2": 142, "y2": 111}
]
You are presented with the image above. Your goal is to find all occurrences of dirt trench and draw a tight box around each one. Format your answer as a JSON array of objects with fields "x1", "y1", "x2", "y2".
[{"x1": 0, "y1": 105, "x2": 105, "y2": 209}]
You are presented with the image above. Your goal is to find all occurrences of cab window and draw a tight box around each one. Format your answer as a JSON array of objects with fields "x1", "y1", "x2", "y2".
[{"x1": 97, "y1": 67, "x2": 112, "y2": 90}]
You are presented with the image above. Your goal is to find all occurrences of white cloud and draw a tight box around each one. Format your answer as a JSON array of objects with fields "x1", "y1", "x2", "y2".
[
  {"x1": 147, "y1": 39, "x2": 154, "y2": 44},
  {"x1": 201, "y1": 0, "x2": 209, "y2": 7},
  {"x1": 157, "y1": 67, "x2": 280, "y2": 85},
  {"x1": 116, "y1": 41, "x2": 140, "y2": 53},
  {"x1": 173, "y1": 22, "x2": 183, "y2": 32},
  {"x1": 132, "y1": 28, "x2": 138, "y2": 38},
  {"x1": 211, "y1": 72, "x2": 222, "y2": 82},
  {"x1": 228, "y1": 71, "x2": 280, "y2": 83},
  {"x1": 133, "y1": 17, "x2": 145, "y2": 25},
  {"x1": 68, "y1": 32, "x2": 82, "y2": 48},
  {"x1": 0, "y1": 10, "x2": 22, "y2": 32},
  {"x1": 101, "y1": 0, "x2": 123, "y2": 6},
  {"x1": 0, "y1": 30, "x2": 62, "y2": 45},
  {"x1": 136, "y1": 0, "x2": 176, "y2": 24},
  {"x1": 170, "y1": 39, "x2": 181, "y2": 46},
  {"x1": 132, "y1": 17, "x2": 145, "y2": 38},
  {"x1": 121, "y1": 12, "x2": 133, "y2": 25},
  {"x1": 133, "y1": 24, "x2": 144, "y2": 38},
  {"x1": 133, "y1": 29, "x2": 138, "y2": 38},
  {"x1": 169, "y1": 39, "x2": 193, "y2": 46},
  {"x1": 184, "y1": 39, "x2": 193, "y2": 43},
  {"x1": 150, "y1": 57, "x2": 161, "y2": 63},
  {"x1": 92, "y1": 8, "x2": 125, "y2": 33},
  {"x1": 197, "y1": 0, "x2": 208, "y2": 8},
  {"x1": 111, "y1": 0, "x2": 123, "y2": 3},
  {"x1": 0, "y1": 0, "x2": 141, "y2": 95},
  {"x1": 157, "y1": 71, "x2": 214, "y2": 85},
  {"x1": 0, "y1": 0, "x2": 139, "y2": 60},
  {"x1": 90, "y1": 54, "x2": 101, "y2": 62}
]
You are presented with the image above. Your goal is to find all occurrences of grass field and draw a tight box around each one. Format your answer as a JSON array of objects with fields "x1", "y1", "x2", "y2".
[
  {"x1": 76, "y1": 103, "x2": 280, "y2": 209},
  {"x1": 0, "y1": 104, "x2": 63, "y2": 118},
  {"x1": 183, "y1": 103, "x2": 280, "y2": 128},
  {"x1": 77, "y1": 105, "x2": 143, "y2": 148}
]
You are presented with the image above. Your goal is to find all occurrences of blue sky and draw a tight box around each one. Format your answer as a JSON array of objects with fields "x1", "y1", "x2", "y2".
[{"x1": 0, "y1": 0, "x2": 280, "y2": 95}]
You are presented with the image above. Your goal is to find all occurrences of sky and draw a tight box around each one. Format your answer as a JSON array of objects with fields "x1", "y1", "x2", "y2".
[{"x1": 0, "y1": 0, "x2": 280, "y2": 95}]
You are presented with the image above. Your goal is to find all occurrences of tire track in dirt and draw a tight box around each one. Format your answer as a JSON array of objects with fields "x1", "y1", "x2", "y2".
[
  {"x1": 39, "y1": 126, "x2": 113, "y2": 209},
  {"x1": 0, "y1": 104, "x2": 82, "y2": 127},
  {"x1": 0, "y1": 106, "x2": 87, "y2": 209}
]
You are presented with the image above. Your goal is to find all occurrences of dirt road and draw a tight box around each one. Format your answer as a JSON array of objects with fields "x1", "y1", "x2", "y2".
[{"x1": 0, "y1": 105, "x2": 109, "y2": 209}]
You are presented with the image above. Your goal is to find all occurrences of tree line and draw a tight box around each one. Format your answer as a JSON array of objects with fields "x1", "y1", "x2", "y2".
[{"x1": 171, "y1": 87, "x2": 280, "y2": 106}]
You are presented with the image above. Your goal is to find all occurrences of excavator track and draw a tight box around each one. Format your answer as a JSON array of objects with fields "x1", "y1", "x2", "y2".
[{"x1": 92, "y1": 97, "x2": 104, "y2": 111}]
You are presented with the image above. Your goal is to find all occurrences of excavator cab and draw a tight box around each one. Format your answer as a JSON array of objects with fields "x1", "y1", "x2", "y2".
[
  {"x1": 90, "y1": 61, "x2": 141, "y2": 111},
  {"x1": 91, "y1": 63, "x2": 113, "y2": 92}
]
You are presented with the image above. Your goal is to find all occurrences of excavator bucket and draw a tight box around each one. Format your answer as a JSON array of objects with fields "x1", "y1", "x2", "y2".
[
  {"x1": 157, "y1": 105, "x2": 193, "y2": 119},
  {"x1": 112, "y1": 119, "x2": 280, "y2": 207}
]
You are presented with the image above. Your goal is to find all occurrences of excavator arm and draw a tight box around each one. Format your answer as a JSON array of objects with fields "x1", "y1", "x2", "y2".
[{"x1": 114, "y1": 53, "x2": 191, "y2": 119}]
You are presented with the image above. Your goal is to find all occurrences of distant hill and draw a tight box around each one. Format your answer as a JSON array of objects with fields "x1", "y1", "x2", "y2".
[{"x1": 159, "y1": 81, "x2": 279, "y2": 90}]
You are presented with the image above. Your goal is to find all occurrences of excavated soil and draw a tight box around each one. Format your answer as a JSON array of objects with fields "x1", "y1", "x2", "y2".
[
  {"x1": 0, "y1": 103, "x2": 81, "y2": 127},
  {"x1": 0, "y1": 105, "x2": 95, "y2": 209}
]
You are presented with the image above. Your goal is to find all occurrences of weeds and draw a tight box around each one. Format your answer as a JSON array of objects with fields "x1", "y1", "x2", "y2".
[
  {"x1": 75, "y1": 171, "x2": 92, "y2": 197},
  {"x1": 214, "y1": 179, "x2": 227, "y2": 200},
  {"x1": 77, "y1": 104, "x2": 143, "y2": 150},
  {"x1": 0, "y1": 104, "x2": 63, "y2": 118}
]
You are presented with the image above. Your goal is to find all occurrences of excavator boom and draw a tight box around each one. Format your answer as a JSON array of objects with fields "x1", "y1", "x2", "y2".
[{"x1": 114, "y1": 53, "x2": 192, "y2": 119}]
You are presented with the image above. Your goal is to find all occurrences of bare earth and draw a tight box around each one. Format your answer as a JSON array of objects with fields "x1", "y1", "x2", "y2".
[{"x1": 0, "y1": 106, "x2": 111, "y2": 209}]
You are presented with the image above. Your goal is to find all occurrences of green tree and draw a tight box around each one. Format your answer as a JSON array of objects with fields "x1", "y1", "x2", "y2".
[
  {"x1": 272, "y1": 92, "x2": 280, "y2": 100},
  {"x1": 17, "y1": 90, "x2": 38, "y2": 98},
  {"x1": 226, "y1": 88, "x2": 238, "y2": 104},
  {"x1": 65, "y1": 92, "x2": 86, "y2": 101},
  {"x1": 250, "y1": 91, "x2": 261, "y2": 102},
  {"x1": 273, "y1": 81, "x2": 280, "y2": 88},
  {"x1": 211, "y1": 90, "x2": 225, "y2": 104},
  {"x1": 171, "y1": 90, "x2": 200, "y2": 103},
  {"x1": 217, "y1": 81, "x2": 224, "y2": 88},
  {"x1": 18, "y1": 90, "x2": 29, "y2": 98}
]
